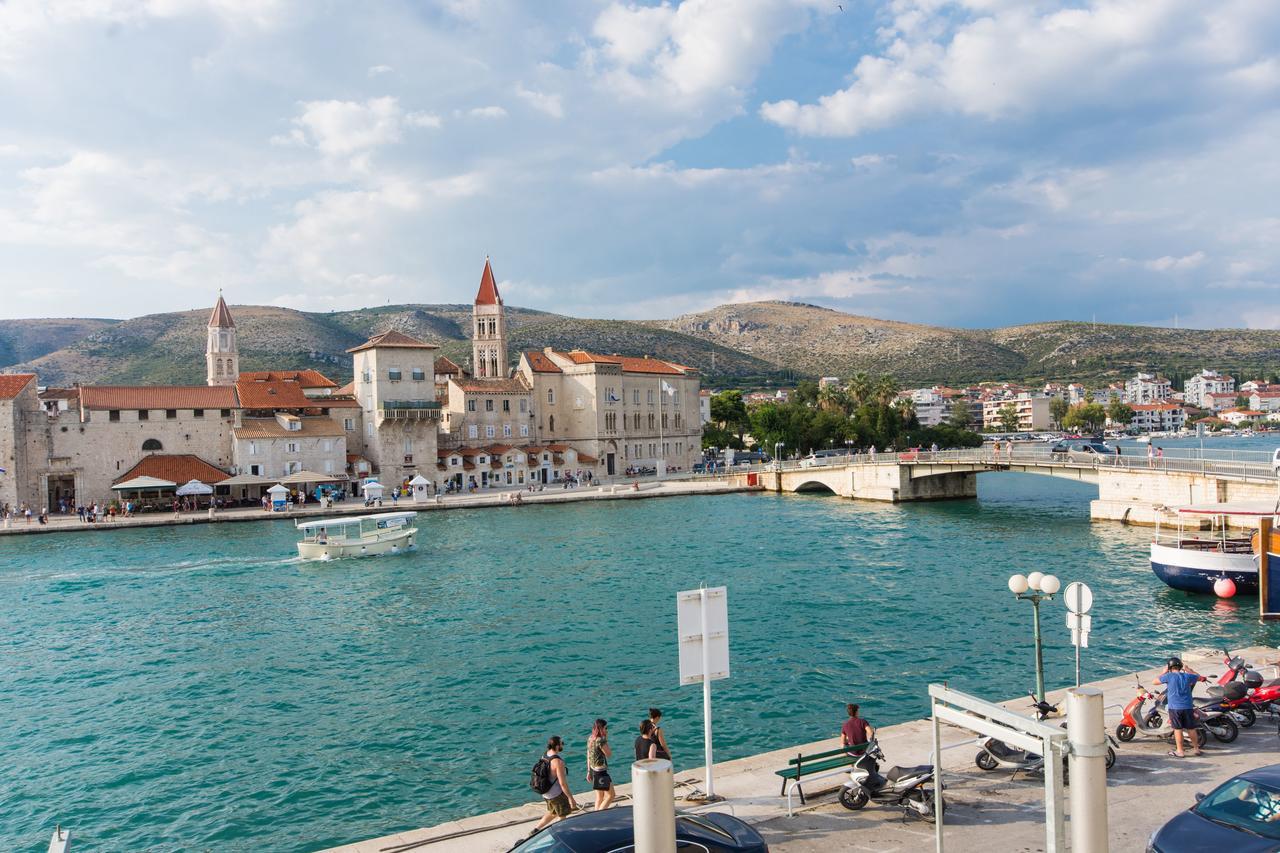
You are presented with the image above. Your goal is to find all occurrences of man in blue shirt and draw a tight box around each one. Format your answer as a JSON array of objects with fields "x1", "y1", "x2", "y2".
[{"x1": 1157, "y1": 657, "x2": 1206, "y2": 757}]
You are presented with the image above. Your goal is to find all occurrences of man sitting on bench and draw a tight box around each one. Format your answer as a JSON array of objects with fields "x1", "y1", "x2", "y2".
[{"x1": 841, "y1": 703, "x2": 875, "y2": 754}]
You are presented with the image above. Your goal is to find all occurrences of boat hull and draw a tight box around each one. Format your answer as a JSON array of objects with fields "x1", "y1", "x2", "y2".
[
  {"x1": 1150, "y1": 542, "x2": 1257, "y2": 594},
  {"x1": 297, "y1": 528, "x2": 417, "y2": 560}
]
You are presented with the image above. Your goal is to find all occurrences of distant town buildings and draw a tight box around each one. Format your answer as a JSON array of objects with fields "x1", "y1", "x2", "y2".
[
  {"x1": 1125, "y1": 372, "x2": 1172, "y2": 405},
  {"x1": 981, "y1": 393, "x2": 1052, "y2": 432},
  {"x1": 1183, "y1": 369, "x2": 1235, "y2": 408}
]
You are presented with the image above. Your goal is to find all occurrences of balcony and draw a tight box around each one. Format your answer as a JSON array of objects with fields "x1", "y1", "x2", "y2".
[{"x1": 379, "y1": 400, "x2": 442, "y2": 421}]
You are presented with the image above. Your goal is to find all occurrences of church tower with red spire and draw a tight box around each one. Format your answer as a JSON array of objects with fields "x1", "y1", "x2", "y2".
[
  {"x1": 206, "y1": 292, "x2": 239, "y2": 386},
  {"x1": 472, "y1": 258, "x2": 508, "y2": 379}
]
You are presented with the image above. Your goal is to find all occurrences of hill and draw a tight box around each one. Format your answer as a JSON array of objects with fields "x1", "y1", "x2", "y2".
[
  {"x1": 0, "y1": 318, "x2": 119, "y2": 368},
  {"x1": 10, "y1": 304, "x2": 781, "y2": 386}
]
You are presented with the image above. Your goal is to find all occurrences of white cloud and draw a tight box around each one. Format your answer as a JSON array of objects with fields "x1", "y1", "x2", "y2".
[
  {"x1": 367, "y1": 64, "x2": 393, "y2": 77},
  {"x1": 287, "y1": 96, "x2": 414, "y2": 157},
  {"x1": 762, "y1": 0, "x2": 1280, "y2": 136},
  {"x1": 468, "y1": 105, "x2": 508, "y2": 119},
  {"x1": 1145, "y1": 251, "x2": 1206, "y2": 272},
  {"x1": 515, "y1": 85, "x2": 564, "y2": 118}
]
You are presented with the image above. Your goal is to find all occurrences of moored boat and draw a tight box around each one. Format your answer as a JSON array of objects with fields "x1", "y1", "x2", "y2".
[
  {"x1": 296, "y1": 511, "x2": 418, "y2": 560},
  {"x1": 1150, "y1": 503, "x2": 1277, "y2": 595}
]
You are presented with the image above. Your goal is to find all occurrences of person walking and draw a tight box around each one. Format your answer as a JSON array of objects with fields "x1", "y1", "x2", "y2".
[
  {"x1": 1156, "y1": 446, "x2": 1165, "y2": 467},
  {"x1": 840, "y1": 703, "x2": 876, "y2": 754},
  {"x1": 634, "y1": 720, "x2": 659, "y2": 761},
  {"x1": 1157, "y1": 657, "x2": 1206, "y2": 757},
  {"x1": 648, "y1": 708, "x2": 672, "y2": 761},
  {"x1": 1147, "y1": 442, "x2": 1155, "y2": 468},
  {"x1": 531, "y1": 736, "x2": 578, "y2": 834},
  {"x1": 586, "y1": 719, "x2": 615, "y2": 810}
]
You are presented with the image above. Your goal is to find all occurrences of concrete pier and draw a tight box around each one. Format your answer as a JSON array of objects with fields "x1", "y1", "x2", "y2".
[{"x1": 319, "y1": 646, "x2": 1280, "y2": 853}]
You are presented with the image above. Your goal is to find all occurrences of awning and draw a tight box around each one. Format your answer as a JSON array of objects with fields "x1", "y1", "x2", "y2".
[
  {"x1": 175, "y1": 479, "x2": 213, "y2": 496},
  {"x1": 266, "y1": 484, "x2": 290, "y2": 495},
  {"x1": 408, "y1": 475, "x2": 431, "y2": 486},
  {"x1": 281, "y1": 470, "x2": 343, "y2": 484},
  {"x1": 361, "y1": 481, "x2": 385, "y2": 495},
  {"x1": 112, "y1": 475, "x2": 177, "y2": 491},
  {"x1": 216, "y1": 473, "x2": 279, "y2": 487}
]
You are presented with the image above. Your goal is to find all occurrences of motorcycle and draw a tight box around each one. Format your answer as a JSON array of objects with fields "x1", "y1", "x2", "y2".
[
  {"x1": 976, "y1": 693, "x2": 1116, "y2": 778},
  {"x1": 1116, "y1": 679, "x2": 1218, "y2": 745},
  {"x1": 1208, "y1": 649, "x2": 1280, "y2": 725},
  {"x1": 839, "y1": 739, "x2": 941, "y2": 822}
]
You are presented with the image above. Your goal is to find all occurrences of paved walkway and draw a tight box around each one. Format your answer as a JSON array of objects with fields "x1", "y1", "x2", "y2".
[
  {"x1": 0, "y1": 478, "x2": 754, "y2": 537},
  {"x1": 320, "y1": 646, "x2": 1280, "y2": 853}
]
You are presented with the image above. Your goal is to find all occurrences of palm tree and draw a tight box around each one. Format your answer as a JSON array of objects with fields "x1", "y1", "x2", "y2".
[
  {"x1": 847, "y1": 372, "x2": 872, "y2": 409},
  {"x1": 873, "y1": 375, "x2": 900, "y2": 407},
  {"x1": 817, "y1": 384, "x2": 849, "y2": 413}
]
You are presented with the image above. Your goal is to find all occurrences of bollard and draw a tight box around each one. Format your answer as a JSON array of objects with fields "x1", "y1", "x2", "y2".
[
  {"x1": 1066, "y1": 687, "x2": 1109, "y2": 853},
  {"x1": 632, "y1": 758, "x2": 676, "y2": 853}
]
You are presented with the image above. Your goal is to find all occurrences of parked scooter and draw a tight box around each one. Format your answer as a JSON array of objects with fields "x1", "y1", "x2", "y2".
[
  {"x1": 1209, "y1": 649, "x2": 1280, "y2": 725},
  {"x1": 1116, "y1": 679, "x2": 1214, "y2": 745},
  {"x1": 839, "y1": 739, "x2": 941, "y2": 821},
  {"x1": 975, "y1": 693, "x2": 1116, "y2": 777}
]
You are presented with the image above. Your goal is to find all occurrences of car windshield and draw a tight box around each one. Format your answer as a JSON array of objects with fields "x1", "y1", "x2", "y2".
[{"x1": 1193, "y1": 778, "x2": 1280, "y2": 839}]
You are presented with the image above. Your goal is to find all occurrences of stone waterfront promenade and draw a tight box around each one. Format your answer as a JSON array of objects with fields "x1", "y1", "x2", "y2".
[
  {"x1": 0, "y1": 478, "x2": 756, "y2": 537},
  {"x1": 322, "y1": 647, "x2": 1280, "y2": 853}
]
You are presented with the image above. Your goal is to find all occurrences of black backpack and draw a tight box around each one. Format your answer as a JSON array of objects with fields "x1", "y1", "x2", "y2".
[{"x1": 530, "y1": 753, "x2": 557, "y2": 794}]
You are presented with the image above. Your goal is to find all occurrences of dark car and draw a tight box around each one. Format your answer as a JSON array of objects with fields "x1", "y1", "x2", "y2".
[
  {"x1": 508, "y1": 806, "x2": 769, "y2": 853},
  {"x1": 1148, "y1": 764, "x2": 1280, "y2": 852}
]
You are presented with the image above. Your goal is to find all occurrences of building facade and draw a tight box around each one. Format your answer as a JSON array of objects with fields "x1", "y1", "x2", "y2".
[
  {"x1": 1184, "y1": 370, "x2": 1234, "y2": 408},
  {"x1": 1125, "y1": 373, "x2": 1172, "y2": 405}
]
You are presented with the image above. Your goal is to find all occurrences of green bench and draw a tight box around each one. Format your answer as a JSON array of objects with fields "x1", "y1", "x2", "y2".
[{"x1": 775, "y1": 743, "x2": 869, "y2": 806}]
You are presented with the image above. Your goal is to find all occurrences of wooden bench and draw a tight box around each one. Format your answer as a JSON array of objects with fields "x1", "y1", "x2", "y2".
[{"x1": 774, "y1": 743, "x2": 869, "y2": 807}]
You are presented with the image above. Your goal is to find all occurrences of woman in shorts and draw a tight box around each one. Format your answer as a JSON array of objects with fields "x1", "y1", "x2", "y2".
[{"x1": 586, "y1": 719, "x2": 615, "y2": 810}]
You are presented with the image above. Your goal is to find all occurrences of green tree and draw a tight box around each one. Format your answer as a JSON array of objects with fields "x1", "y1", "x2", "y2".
[
  {"x1": 846, "y1": 372, "x2": 873, "y2": 409},
  {"x1": 709, "y1": 390, "x2": 750, "y2": 445},
  {"x1": 998, "y1": 402, "x2": 1020, "y2": 433},
  {"x1": 947, "y1": 399, "x2": 972, "y2": 429},
  {"x1": 873, "y1": 375, "x2": 901, "y2": 407},
  {"x1": 1107, "y1": 400, "x2": 1135, "y2": 427},
  {"x1": 1063, "y1": 402, "x2": 1107, "y2": 434},
  {"x1": 1049, "y1": 396, "x2": 1070, "y2": 428},
  {"x1": 792, "y1": 380, "x2": 819, "y2": 407},
  {"x1": 817, "y1": 383, "x2": 849, "y2": 414}
]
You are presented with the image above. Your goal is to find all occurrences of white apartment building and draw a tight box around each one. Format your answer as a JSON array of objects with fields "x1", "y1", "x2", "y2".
[
  {"x1": 981, "y1": 394, "x2": 1052, "y2": 431},
  {"x1": 1184, "y1": 370, "x2": 1235, "y2": 408},
  {"x1": 1125, "y1": 373, "x2": 1172, "y2": 404},
  {"x1": 909, "y1": 388, "x2": 947, "y2": 427},
  {"x1": 1249, "y1": 392, "x2": 1280, "y2": 413},
  {"x1": 1127, "y1": 402, "x2": 1186, "y2": 432},
  {"x1": 1204, "y1": 392, "x2": 1238, "y2": 412}
]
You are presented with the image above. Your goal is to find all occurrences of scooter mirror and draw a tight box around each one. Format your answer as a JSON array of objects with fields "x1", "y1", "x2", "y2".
[{"x1": 1194, "y1": 792, "x2": 1206, "y2": 803}]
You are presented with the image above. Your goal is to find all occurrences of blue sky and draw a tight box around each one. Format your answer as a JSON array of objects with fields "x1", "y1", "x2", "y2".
[{"x1": 1, "y1": 0, "x2": 1278, "y2": 329}]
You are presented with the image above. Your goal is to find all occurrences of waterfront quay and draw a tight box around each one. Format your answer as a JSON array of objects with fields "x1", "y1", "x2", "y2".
[
  {"x1": 0, "y1": 477, "x2": 753, "y2": 536},
  {"x1": 325, "y1": 647, "x2": 1280, "y2": 853}
]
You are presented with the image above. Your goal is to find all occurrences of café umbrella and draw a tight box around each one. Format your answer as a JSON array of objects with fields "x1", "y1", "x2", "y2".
[{"x1": 175, "y1": 479, "x2": 214, "y2": 496}]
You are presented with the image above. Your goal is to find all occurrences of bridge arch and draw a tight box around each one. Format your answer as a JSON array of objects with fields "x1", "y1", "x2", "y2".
[{"x1": 793, "y1": 480, "x2": 838, "y2": 495}]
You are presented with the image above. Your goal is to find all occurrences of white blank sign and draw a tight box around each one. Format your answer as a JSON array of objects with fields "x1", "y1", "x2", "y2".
[{"x1": 677, "y1": 586, "x2": 730, "y2": 686}]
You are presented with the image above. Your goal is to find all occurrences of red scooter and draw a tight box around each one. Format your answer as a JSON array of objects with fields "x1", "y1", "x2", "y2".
[{"x1": 1208, "y1": 650, "x2": 1280, "y2": 726}]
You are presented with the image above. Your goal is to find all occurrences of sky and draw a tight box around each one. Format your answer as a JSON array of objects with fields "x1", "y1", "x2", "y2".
[{"x1": 1, "y1": 0, "x2": 1279, "y2": 329}]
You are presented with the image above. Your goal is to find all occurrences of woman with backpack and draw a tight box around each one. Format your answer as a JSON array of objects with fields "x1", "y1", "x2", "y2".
[
  {"x1": 586, "y1": 719, "x2": 615, "y2": 811},
  {"x1": 530, "y1": 736, "x2": 578, "y2": 834}
]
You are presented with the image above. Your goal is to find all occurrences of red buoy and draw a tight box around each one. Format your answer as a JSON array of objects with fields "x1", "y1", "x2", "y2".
[{"x1": 1214, "y1": 578, "x2": 1237, "y2": 598}]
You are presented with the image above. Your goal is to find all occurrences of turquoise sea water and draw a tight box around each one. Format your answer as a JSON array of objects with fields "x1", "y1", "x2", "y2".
[{"x1": 4, "y1": 454, "x2": 1280, "y2": 851}]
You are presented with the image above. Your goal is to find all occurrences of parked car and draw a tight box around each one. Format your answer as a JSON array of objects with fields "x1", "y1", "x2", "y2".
[
  {"x1": 1147, "y1": 764, "x2": 1280, "y2": 852},
  {"x1": 507, "y1": 806, "x2": 769, "y2": 853},
  {"x1": 1272, "y1": 448, "x2": 1280, "y2": 475}
]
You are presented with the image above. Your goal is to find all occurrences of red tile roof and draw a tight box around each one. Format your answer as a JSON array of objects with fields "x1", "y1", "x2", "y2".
[
  {"x1": 235, "y1": 378, "x2": 312, "y2": 409},
  {"x1": 452, "y1": 377, "x2": 530, "y2": 393},
  {"x1": 240, "y1": 369, "x2": 338, "y2": 389},
  {"x1": 1131, "y1": 403, "x2": 1182, "y2": 411},
  {"x1": 113, "y1": 454, "x2": 229, "y2": 486},
  {"x1": 317, "y1": 397, "x2": 361, "y2": 409},
  {"x1": 475, "y1": 258, "x2": 501, "y2": 305},
  {"x1": 523, "y1": 350, "x2": 562, "y2": 373},
  {"x1": 233, "y1": 418, "x2": 345, "y2": 438},
  {"x1": 564, "y1": 350, "x2": 686, "y2": 375},
  {"x1": 577, "y1": 453, "x2": 598, "y2": 464},
  {"x1": 208, "y1": 294, "x2": 235, "y2": 328},
  {"x1": 347, "y1": 329, "x2": 438, "y2": 354},
  {"x1": 0, "y1": 373, "x2": 36, "y2": 400},
  {"x1": 80, "y1": 385, "x2": 237, "y2": 410},
  {"x1": 435, "y1": 356, "x2": 463, "y2": 375}
]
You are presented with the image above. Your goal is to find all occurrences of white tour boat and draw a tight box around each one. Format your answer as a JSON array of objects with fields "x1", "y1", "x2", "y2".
[
  {"x1": 1150, "y1": 502, "x2": 1277, "y2": 595},
  {"x1": 296, "y1": 511, "x2": 418, "y2": 560}
]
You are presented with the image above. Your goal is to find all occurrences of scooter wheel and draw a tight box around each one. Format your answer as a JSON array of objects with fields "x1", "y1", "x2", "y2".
[
  {"x1": 910, "y1": 789, "x2": 943, "y2": 823},
  {"x1": 1115, "y1": 724, "x2": 1136, "y2": 742},
  {"x1": 1238, "y1": 707, "x2": 1257, "y2": 728},
  {"x1": 839, "y1": 786, "x2": 870, "y2": 811},
  {"x1": 1105, "y1": 747, "x2": 1116, "y2": 770},
  {"x1": 1209, "y1": 717, "x2": 1239, "y2": 744},
  {"x1": 975, "y1": 751, "x2": 999, "y2": 771}
]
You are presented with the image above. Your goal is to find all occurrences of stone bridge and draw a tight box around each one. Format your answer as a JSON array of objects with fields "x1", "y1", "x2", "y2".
[{"x1": 730, "y1": 448, "x2": 1280, "y2": 526}]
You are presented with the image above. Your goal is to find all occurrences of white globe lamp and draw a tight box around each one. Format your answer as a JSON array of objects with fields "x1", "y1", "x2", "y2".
[
  {"x1": 1008, "y1": 574, "x2": 1029, "y2": 594},
  {"x1": 1040, "y1": 575, "x2": 1061, "y2": 595},
  {"x1": 1026, "y1": 571, "x2": 1045, "y2": 591}
]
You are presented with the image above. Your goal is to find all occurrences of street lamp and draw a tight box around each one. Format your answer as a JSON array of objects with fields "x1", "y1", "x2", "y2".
[
  {"x1": 774, "y1": 441, "x2": 784, "y2": 471},
  {"x1": 844, "y1": 438, "x2": 854, "y2": 457},
  {"x1": 1008, "y1": 571, "x2": 1062, "y2": 703}
]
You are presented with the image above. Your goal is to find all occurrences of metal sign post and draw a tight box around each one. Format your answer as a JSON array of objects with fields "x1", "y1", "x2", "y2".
[
  {"x1": 1064, "y1": 582, "x2": 1093, "y2": 686},
  {"x1": 677, "y1": 585, "x2": 729, "y2": 801}
]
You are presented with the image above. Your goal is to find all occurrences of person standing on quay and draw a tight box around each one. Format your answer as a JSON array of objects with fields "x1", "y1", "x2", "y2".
[
  {"x1": 635, "y1": 720, "x2": 659, "y2": 761},
  {"x1": 586, "y1": 719, "x2": 615, "y2": 811},
  {"x1": 1147, "y1": 442, "x2": 1155, "y2": 468},
  {"x1": 649, "y1": 708, "x2": 672, "y2": 761},
  {"x1": 1158, "y1": 657, "x2": 1205, "y2": 757},
  {"x1": 532, "y1": 736, "x2": 578, "y2": 834}
]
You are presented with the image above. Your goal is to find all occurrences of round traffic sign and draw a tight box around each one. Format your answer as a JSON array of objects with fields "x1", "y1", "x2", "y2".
[{"x1": 1064, "y1": 581, "x2": 1093, "y2": 615}]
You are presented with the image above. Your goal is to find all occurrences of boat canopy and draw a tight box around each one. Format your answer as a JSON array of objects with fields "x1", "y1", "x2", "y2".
[
  {"x1": 1174, "y1": 501, "x2": 1280, "y2": 516},
  {"x1": 295, "y1": 511, "x2": 417, "y2": 531}
]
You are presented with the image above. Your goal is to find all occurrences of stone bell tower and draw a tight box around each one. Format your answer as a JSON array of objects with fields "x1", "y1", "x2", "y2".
[
  {"x1": 471, "y1": 258, "x2": 508, "y2": 379},
  {"x1": 206, "y1": 292, "x2": 239, "y2": 386}
]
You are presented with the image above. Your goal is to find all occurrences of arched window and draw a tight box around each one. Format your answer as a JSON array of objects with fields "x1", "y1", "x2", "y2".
[
  {"x1": 142, "y1": 438, "x2": 163, "y2": 452},
  {"x1": 548, "y1": 414, "x2": 555, "y2": 432},
  {"x1": 216, "y1": 359, "x2": 223, "y2": 376}
]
